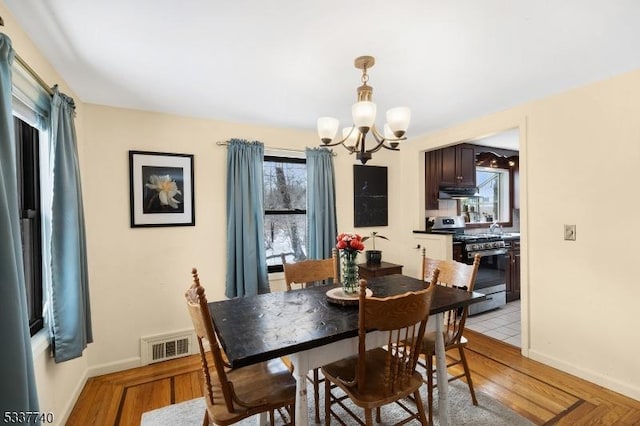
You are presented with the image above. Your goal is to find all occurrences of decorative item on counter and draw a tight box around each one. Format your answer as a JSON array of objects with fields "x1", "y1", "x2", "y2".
[
  {"x1": 462, "y1": 205, "x2": 471, "y2": 223},
  {"x1": 336, "y1": 232, "x2": 365, "y2": 294},
  {"x1": 362, "y1": 231, "x2": 389, "y2": 265}
]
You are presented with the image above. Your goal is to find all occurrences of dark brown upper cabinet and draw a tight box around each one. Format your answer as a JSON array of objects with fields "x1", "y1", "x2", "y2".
[
  {"x1": 425, "y1": 143, "x2": 476, "y2": 210},
  {"x1": 439, "y1": 144, "x2": 476, "y2": 188}
]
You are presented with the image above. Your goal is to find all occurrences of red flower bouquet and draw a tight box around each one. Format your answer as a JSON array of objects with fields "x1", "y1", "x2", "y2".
[
  {"x1": 336, "y1": 232, "x2": 365, "y2": 253},
  {"x1": 335, "y1": 233, "x2": 364, "y2": 294}
]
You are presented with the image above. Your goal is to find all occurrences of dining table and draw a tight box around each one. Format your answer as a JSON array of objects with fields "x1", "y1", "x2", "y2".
[{"x1": 208, "y1": 274, "x2": 485, "y2": 426}]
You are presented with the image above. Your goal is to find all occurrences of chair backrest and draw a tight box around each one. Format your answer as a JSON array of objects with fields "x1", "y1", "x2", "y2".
[
  {"x1": 185, "y1": 268, "x2": 235, "y2": 413},
  {"x1": 420, "y1": 248, "x2": 480, "y2": 345},
  {"x1": 281, "y1": 248, "x2": 339, "y2": 291},
  {"x1": 356, "y1": 269, "x2": 439, "y2": 394},
  {"x1": 420, "y1": 248, "x2": 480, "y2": 291}
]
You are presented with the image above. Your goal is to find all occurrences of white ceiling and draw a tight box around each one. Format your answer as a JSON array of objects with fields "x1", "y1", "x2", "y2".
[{"x1": 4, "y1": 1, "x2": 640, "y2": 147}]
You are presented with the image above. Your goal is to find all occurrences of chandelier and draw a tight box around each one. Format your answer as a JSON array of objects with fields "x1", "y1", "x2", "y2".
[{"x1": 317, "y1": 55, "x2": 410, "y2": 164}]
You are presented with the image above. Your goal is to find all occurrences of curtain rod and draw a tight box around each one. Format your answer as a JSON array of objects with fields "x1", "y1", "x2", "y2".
[
  {"x1": 216, "y1": 140, "x2": 337, "y2": 156},
  {"x1": 1, "y1": 17, "x2": 54, "y2": 96},
  {"x1": 15, "y1": 54, "x2": 54, "y2": 96}
]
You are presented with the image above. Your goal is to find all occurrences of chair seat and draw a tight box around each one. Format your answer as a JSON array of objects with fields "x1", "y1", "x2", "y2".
[
  {"x1": 421, "y1": 331, "x2": 468, "y2": 353},
  {"x1": 321, "y1": 347, "x2": 423, "y2": 408},
  {"x1": 207, "y1": 358, "x2": 296, "y2": 425}
]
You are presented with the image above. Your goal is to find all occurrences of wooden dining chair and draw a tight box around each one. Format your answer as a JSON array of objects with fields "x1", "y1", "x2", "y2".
[
  {"x1": 419, "y1": 248, "x2": 481, "y2": 424},
  {"x1": 321, "y1": 273, "x2": 439, "y2": 425},
  {"x1": 281, "y1": 248, "x2": 339, "y2": 291},
  {"x1": 185, "y1": 268, "x2": 296, "y2": 426},
  {"x1": 281, "y1": 248, "x2": 338, "y2": 423}
]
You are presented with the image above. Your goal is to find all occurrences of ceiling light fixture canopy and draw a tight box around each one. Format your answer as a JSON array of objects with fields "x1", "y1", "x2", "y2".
[{"x1": 317, "y1": 55, "x2": 410, "y2": 164}]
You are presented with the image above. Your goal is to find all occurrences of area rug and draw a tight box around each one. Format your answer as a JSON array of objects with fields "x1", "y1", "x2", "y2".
[{"x1": 141, "y1": 378, "x2": 534, "y2": 425}]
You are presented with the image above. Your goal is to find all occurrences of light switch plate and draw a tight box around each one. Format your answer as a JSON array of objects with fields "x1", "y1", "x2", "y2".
[{"x1": 564, "y1": 224, "x2": 576, "y2": 241}]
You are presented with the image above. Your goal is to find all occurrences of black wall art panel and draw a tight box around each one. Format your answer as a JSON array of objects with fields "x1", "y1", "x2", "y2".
[{"x1": 353, "y1": 165, "x2": 388, "y2": 227}]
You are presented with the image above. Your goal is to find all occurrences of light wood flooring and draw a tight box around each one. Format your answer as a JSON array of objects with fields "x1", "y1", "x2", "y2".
[{"x1": 66, "y1": 331, "x2": 640, "y2": 425}]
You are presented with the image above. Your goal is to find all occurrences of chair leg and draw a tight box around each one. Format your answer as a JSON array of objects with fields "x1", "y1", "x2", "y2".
[
  {"x1": 426, "y1": 352, "x2": 434, "y2": 425},
  {"x1": 458, "y1": 346, "x2": 478, "y2": 405},
  {"x1": 413, "y1": 389, "x2": 428, "y2": 425},
  {"x1": 376, "y1": 407, "x2": 381, "y2": 423},
  {"x1": 290, "y1": 402, "x2": 296, "y2": 426},
  {"x1": 324, "y1": 375, "x2": 331, "y2": 425},
  {"x1": 202, "y1": 411, "x2": 209, "y2": 426},
  {"x1": 313, "y1": 368, "x2": 321, "y2": 423},
  {"x1": 365, "y1": 409, "x2": 373, "y2": 426}
]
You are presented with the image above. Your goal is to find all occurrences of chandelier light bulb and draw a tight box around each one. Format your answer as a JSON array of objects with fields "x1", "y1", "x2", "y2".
[
  {"x1": 386, "y1": 106, "x2": 411, "y2": 137},
  {"x1": 342, "y1": 127, "x2": 360, "y2": 148},
  {"x1": 317, "y1": 117, "x2": 339, "y2": 144},
  {"x1": 351, "y1": 101, "x2": 376, "y2": 132}
]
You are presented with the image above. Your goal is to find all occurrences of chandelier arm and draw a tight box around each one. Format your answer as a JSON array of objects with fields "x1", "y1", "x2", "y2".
[
  {"x1": 322, "y1": 138, "x2": 357, "y2": 153},
  {"x1": 365, "y1": 125, "x2": 402, "y2": 153},
  {"x1": 321, "y1": 138, "x2": 349, "y2": 147}
]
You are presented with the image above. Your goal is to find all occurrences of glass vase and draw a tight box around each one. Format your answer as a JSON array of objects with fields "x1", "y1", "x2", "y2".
[{"x1": 340, "y1": 250, "x2": 359, "y2": 295}]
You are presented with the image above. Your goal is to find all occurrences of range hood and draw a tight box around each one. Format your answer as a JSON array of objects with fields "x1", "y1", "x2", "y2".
[{"x1": 438, "y1": 185, "x2": 479, "y2": 199}]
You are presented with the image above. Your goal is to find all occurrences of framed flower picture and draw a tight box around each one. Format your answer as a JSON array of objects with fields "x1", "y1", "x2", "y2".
[{"x1": 129, "y1": 151, "x2": 195, "y2": 227}]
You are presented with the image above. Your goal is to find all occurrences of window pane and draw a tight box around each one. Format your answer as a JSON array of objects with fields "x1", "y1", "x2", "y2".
[
  {"x1": 264, "y1": 159, "x2": 306, "y2": 211},
  {"x1": 462, "y1": 167, "x2": 509, "y2": 223},
  {"x1": 265, "y1": 214, "x2": 307, "y2": 266},
  {"x1": 15, "y1": 116, "x2": 44, "y2": 336}
]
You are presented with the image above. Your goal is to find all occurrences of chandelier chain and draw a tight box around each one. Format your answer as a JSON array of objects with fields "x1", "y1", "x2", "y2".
[{"x1": 361, "y1": 68, "x2": 369, "y2": 84}]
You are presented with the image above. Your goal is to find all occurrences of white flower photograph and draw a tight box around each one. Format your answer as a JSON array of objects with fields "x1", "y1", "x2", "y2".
[{"x1": 129, "y1": 151, "x2": 195, "y2": 227}]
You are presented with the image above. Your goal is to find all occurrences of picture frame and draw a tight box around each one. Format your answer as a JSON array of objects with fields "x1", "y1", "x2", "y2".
[
  {"x1": 129, "y1": 150, "x2": 195, "y2": 227},
  {"x1": 353, "y1": 165, "x2": 388, "y2": 227}
]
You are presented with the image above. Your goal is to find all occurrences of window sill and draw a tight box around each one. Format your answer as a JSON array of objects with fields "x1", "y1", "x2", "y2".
[{"x1": 31, "y1": 329, "x2": 50, "y2": 358}]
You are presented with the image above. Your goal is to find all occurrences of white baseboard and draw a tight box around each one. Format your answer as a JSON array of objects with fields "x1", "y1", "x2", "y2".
[
  {"x1": 528, "y1": 349, "x2": 640, "y2": 401},
  {"x1": 86, "y1": 356, "x2": 142, "y2": 378}
]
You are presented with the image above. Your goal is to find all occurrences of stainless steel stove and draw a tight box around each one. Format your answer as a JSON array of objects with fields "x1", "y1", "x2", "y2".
[{"x1": 430, "y1": 216, "x2": 507, "y2": 315}]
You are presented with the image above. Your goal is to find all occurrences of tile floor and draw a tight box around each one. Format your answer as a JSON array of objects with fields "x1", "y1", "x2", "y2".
[{"x1": 466, "y1": 300, "x2": 521, "y2": 347}]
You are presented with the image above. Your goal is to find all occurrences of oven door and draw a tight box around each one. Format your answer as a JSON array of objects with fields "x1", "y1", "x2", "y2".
[{"x1": 466, "y1": 248, "x2": 508, "y2": 291}]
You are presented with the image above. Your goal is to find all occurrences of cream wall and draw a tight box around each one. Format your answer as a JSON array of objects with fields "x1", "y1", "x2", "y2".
[{"x1": 390, "y1": 69, "x2": 640, "y2": 400}]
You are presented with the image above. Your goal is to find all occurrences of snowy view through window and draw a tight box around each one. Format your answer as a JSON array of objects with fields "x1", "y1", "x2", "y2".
[{"x1": 264, "y1": 157, "x2": 307, "y2": 271}]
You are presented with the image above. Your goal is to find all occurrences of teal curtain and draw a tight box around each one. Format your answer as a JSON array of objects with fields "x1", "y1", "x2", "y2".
[
  {"x1": 306, "y1": 148, "x2": 337, "y2": 259},
  {"x1": 49, "y1": 86, "x2": 92, "y2": 362},
  {"x1": 225, "y1": 139, "x2": 269, "y2": 297},
  {"x1": 0, "y1": 32, "x2": 40, "y2": 418}
]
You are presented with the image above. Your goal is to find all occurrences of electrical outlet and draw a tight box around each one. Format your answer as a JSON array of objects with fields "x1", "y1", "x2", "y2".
[{"x1": 564, "y1": 224, "x2": 576, "y2": 241}]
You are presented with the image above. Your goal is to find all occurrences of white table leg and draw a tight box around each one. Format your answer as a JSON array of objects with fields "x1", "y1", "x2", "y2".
[
  {"x1": 289, "y1": 352, "x2": 310, "y2": 425},
  {"x1": 434, "y1": 312, "x2": 450, "y2": 426},
  {"x1": 256, "y1": 412, "x2": 268, "y2": 425}
]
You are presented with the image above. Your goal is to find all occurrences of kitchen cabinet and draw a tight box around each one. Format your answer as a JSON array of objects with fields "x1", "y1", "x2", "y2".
[
  {"x1": 505, "y1": 239, "x2": 520, "y2": 302},
  {"x1": 439, "y1": 144, "x2": 476, "y2": 188},
  {"x1": 424, "y1": 149, "x2": 441, "y2": 209},
  {"x1": 425, "y1": 143, "x2": 476, "y2": 210}
]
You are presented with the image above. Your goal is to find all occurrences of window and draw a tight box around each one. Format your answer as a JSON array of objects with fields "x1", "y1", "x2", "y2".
[
  {"x1": 263, "y1": 156, "x2": 307, "y2": 273},
  {"x1": 15, "y1": 116, "x2": 44, "y2": 336},
  {"x1": 461, "y1": 166, "x2": 510, "y2": 225}
]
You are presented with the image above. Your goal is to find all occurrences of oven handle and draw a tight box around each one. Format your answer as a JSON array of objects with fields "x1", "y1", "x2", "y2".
[{"x1": 467, "y1": 248, "x2": 508, "y2": 258}]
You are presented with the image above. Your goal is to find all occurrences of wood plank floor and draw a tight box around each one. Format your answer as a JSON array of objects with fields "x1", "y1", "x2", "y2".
[{"x1": 66, "y1": 330, "x2": 640, "y2": 425}]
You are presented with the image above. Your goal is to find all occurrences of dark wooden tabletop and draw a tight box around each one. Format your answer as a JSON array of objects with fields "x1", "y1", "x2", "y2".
[{"x1": 208, "y1": 274, "x2": 485, "y2": 368}]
